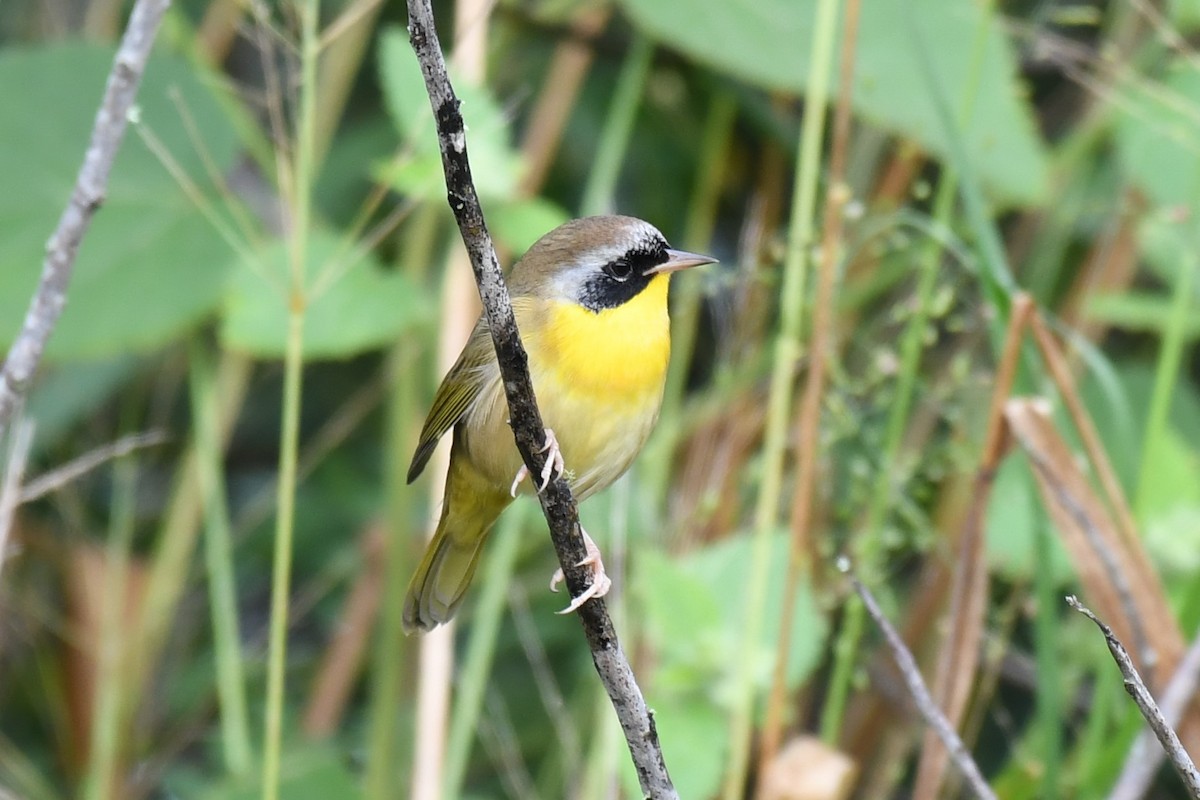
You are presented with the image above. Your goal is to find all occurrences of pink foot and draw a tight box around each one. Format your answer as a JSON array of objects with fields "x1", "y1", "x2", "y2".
[
  {"x1": 550, "y1": 527, "x2": 612, "y2": 614},
  {"x1": 509, "y1": 428, "x2": 565, "y2": 497}
]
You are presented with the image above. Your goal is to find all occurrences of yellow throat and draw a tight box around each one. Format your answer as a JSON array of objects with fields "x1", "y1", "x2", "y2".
[{"x1": 537, "y1": 273, "x2": 672, "y2": 402}]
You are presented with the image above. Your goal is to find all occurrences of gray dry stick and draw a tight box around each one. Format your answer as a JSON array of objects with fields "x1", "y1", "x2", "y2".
[
  {"x1": 1067, "y1": 596, "x2": 1200, "y2": 799},
  {"x1": 403, "y1": 2, "x2": 678, "y2": 797},
  {"x1": 0, "y1": 0, "x2": 172, "y2": 432},
  {"x1": 1109, "y1": 624, "x2": 1200, "y2": 800},
  {"x1": 846, "y1": 565, "x2": 999, "y2": 800}
]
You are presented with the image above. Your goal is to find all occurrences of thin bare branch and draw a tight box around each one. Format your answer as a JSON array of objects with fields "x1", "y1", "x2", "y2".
[
  {"x1": 1111, "y1": 624, "x2": 1200, "y2": 800},
  {"x1": 0, "y1": 0, "x2": 171, "y2": 432},
  {"x1": 1067, "y1": 596, "x2": 1200, "y2": 799},
  {"x1": 844, "y1": 562, "x2": 999, "y2": 800},
  {"x1": 403, "y1": 0, "x2": 676, "y2": 794},
  {"x1": 19, "y1": 430, "x2": 168, "y2": 504}
]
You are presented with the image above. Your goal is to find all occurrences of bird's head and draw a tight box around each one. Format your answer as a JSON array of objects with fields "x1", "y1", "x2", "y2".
[{"x1": 508, "y1": 215, "x2": 716, "y2": 312}]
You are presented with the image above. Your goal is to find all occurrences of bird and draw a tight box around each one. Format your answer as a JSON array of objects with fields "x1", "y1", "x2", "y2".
[{"x1": 402, "y1": 215, "x2": 716, "y2": 633}]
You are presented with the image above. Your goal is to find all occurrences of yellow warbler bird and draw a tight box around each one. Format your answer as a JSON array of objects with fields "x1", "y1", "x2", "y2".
[{"x1": 402, "y1": 215, "x2": 716, "y2": 633}]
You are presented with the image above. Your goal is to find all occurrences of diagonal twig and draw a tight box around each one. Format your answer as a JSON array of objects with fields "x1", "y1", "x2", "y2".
[
  {"x1": 843, "y1": 560, "x2": 999, "y2": 800},
  {"x1": 1110, "y1": 623, "x2": 1200, "y2": 800},
  {"x1": 403, "y1": 2, "x2": 676, "y2": 796},
  {"x1": 19, "y1": 430, "x2": 168, "y2": 504},
  {"x1": 0, "y1": 0, "x2": 171, "y2": 433},
  {"x1": 1067, "y1": 596, "x2": 1200, "y2": 799}
]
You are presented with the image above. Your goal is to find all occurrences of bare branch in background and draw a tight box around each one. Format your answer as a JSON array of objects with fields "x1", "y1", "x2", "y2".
[
  {"x1": 1067, "y1": 596, "x2": 1200, "y2": 799},
  {"x1": 19, "y1": 430, "x2": 168, "y2": 503},
  {"x1": 844, "y1": 562, "x2": 999, "y2": 800},
  {"x1": 403, "y1": 1, "x2": 676, "y2": 795},
  {"x1": 0, "y1": 0, "x2": 172, "y2": 432},
  {"x1": 1110, "y1": 624, "x2": 1200, "y2": 800}
]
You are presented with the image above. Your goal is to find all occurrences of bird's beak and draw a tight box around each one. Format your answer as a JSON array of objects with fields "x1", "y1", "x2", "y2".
[{"x1": 644, "y1": 248, "x2": 718, "y2": 276}]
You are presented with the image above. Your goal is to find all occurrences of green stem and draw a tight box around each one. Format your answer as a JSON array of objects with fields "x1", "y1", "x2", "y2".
[
  {"x1": 721, "y1": 0, "x2": 841, "y2": 795},
  {"x1": 261, "y1": 307, "x2": 307, "y2": 796},
  {"x1": 261, "y1": 1, "x2": 318, "y2": 796},
  {"x1": 579, "y1": 34, "x2": 654, "y2": 216},
  {"x1": 261, "y1": 309, "x2": 306, "y2": 800},
  {"x1": 1134, "y1": 250, "x2": 1197, "y2": 517},
  {"x1": 188, "y1": 338, "x2": 253, "y2": 776}
]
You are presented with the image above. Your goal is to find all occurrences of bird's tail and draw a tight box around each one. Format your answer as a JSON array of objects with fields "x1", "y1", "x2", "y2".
[{"x1": 402, "y1": 458, "x2": 510, "y2": 633}]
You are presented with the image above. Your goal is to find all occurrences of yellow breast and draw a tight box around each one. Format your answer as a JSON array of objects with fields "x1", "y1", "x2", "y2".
[
  {"x1": 497, "y1": 275, "x2": 672, "y2": 499},
  {"x1": 532, "y1": 273, "x2": 672, "y2": 402}
]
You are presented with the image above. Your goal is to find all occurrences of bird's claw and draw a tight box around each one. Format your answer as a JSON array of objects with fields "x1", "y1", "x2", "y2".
[
  {"x1": 549, "y1": 528, "x2": 611, "y2": 614},
  {"x1": 509, "y1": 428, "x2": 565, "y2": 497}
]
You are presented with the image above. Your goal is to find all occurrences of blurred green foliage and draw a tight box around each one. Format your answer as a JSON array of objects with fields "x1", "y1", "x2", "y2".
[{"x1": 1, "y1": 0, "x2": 1200, "y2": 799}]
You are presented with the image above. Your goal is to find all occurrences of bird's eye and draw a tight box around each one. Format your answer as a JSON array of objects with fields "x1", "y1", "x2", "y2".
[{"x1": 605, "y1": 258, "x2": 633, "y2": 281}]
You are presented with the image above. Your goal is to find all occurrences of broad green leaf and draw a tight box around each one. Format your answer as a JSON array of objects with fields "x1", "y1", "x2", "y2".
[
  {"x1": 617, "y1": 0, "x2": 1048, "y2": 206},
  {"x1": 636, "y1": 534, "x2": 826, "y2": 695},
  {"x1": 220, "y1": 231, "x2": 431, "y2": 358},
  {"x1": 377, "y1": 27, "x2": 521, "y2": 199},
  {"x1": 1085, "y1": 290, "x2": 1200, "y2": 338},
  {"x1": 1133, "y1": 208, "x2": 1200, "y2": 296},
  {"x1": 0, "y1": 43, "x2": 240, "y2": 359},
  {"x1": 685, "y1": 533, "x2": 826, "y2": 693},
  {"x1": 190, "y1": 743, "x2": 359, "y2": 799},
  {"x1": 1116, "y1": 58, "x2": 1200, "y2": 211},
  {"x1": 985, "y1": 457, "x2": 1074, "y2": 584},
  {"x1": 374, "y1": 26, "x2": 571, "y2": 256},
  {"x1": 1139, "y1": 430, "x2": 1200, "y2": 515},
  {"x1": 636, "y1": 548, "x2": 727, "y2": 689},
  {"x1": 633, "y1": 535, "x2": 825, "y2": 800},
  {"x1": 1139, "y1": 432, "x2": 1200, "y2": 583}
]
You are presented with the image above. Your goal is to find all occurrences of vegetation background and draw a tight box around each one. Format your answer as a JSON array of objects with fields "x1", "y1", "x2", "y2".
[{"x1": 1, "y1": 0, "x2": 1199, "y2": 798}]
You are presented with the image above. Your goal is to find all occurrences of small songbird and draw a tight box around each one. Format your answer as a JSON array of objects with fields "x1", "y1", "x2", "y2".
[{"x1": 402, "y1": 215, "x2": 716, "y2": 633}]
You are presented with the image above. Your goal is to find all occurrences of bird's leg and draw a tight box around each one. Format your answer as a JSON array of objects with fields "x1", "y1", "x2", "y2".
[
  {"x1": 509, "y1": 428, "x2": 565, "y2": 497},
  {"x1": 550, "y1": 526, "x2": 612, "y2": 614}
]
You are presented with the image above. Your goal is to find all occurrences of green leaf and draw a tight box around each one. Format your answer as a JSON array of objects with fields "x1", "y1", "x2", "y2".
[
  {"x1": 633, "y1": 535, "x2": 826, "y2": 800},
  {"x1": 1117, "y1": 58, "x2": 1200, "y2": 212},
  {"x1": 377, "y1": 26, "x2": 521, "y2": 199},
  {"x1": 985, "y1": 457, "x2": 1074, "y2": 584},
  {"x1": 1084, "y1": 290, "x2": 1200, "y2": 338},
  {"x1": 636, "y1": 533, "x2": 826, "y2": 696},
  {"x1": 220, "y1": 231, "x2": 431, "y2": 358},
  {"x1": 1140, "y1": 433, "x2": 1200, "y2": 582},
  {"x1": 0, "y1": 43, "x2": 240, "y2": 359},
  {"x1": 617, "y1": 0, "x2": 1048, "y2": 206},
  {"x1": 687, "y1": 533, "x2": 826, "y2": 690},
  {"x1": 636, "y1": 548, "x2": 727, "y2": 689},
  {"x1": 190, "y1": 743, "x2": 359, "y2": 799}
]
